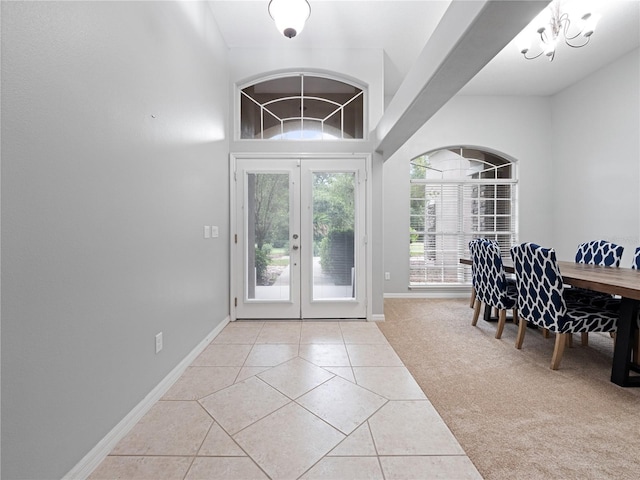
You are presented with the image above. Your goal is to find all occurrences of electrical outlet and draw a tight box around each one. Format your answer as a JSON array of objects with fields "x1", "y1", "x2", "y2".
[
  {"x1": 385, "y1": 272, "x2": 391, "y2": 280},
  {"x1": 155, "y1": 332, "x2": 163, "y2": 354},
  {"x1": 204, "y1": 226, "x2": 211, "y2": 239}
]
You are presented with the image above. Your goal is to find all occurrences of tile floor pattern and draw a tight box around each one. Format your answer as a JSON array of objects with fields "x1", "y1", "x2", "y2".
[{"x1": 90, "y1": 321, "x2": 482, "y2": 480}]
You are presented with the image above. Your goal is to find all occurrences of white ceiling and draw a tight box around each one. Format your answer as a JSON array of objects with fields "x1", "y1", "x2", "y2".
[
  {"x1": 460, "y1": 0, "x2": 640, "y2": 95},
  {"x1": 208, "y1": 0, "x2": 640, "y2": 98}
]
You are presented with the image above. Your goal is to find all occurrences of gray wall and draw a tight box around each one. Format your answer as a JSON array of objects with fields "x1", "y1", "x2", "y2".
[
  {"x1": 1, "y1": 2, "x2": 230, "y2": 478},
  {"x1": 551, "y1": 48, "x2": 640, "y2": 261}
]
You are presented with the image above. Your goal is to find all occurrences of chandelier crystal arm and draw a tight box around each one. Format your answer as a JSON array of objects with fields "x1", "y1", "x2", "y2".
[
  {"x1": 561, "y1": 13, "x2": 593, "y2": 48},
  {"x1": 522, "y1": 49, "x2": 546, "y2": 61},
  {"x1": 562, "y1": 15, "x2": 580, "y2": 41},
  {"x1": 519, "y1": 0, "x2": 599, "y2": 62},
  {"x1": 564, "y1": 35, "x2": 591, "y2": 49}
]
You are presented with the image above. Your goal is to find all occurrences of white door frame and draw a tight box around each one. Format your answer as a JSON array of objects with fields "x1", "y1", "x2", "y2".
[{"x1": 229, "y1": 153, "x2": 373, "y2": 321}]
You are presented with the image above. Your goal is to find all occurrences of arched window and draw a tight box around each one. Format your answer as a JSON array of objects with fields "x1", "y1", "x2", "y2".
[
  {"x1": 409, "y1": 147, "x2": 518, "y2": 286},
  {"x1": 239, "y1": 74, "x2": 364, "y2": 140}
]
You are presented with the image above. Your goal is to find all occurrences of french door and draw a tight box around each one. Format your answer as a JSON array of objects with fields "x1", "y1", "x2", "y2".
[{"x1": 232, "y1": 157, "x2": 368, "y2": 319}]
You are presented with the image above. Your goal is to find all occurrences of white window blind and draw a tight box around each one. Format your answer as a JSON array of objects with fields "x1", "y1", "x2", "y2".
[{"x1": 409, "y1": 151, "x2": 517, "y2": 286}]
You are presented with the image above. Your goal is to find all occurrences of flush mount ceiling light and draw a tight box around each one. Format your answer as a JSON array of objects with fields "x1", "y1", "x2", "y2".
[
  {"x1": 518, "y1": 0, "x2": 601, "y2": 61},
  {"x1": 268, "y1": 0, "x2": 311, "y2": 39}
]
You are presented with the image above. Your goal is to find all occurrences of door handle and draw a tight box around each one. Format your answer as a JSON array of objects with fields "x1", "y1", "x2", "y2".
[{"x1": 292, "y1": 245, "x2": 299, "y2": 250}]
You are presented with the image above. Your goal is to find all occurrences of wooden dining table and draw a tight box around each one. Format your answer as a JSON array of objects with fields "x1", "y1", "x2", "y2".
[{"x1": 460, "y1": 257, "x2": 640, "y2": 387}]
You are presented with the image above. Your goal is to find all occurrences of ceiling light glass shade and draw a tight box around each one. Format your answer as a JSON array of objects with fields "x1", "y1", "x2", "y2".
[{"x1": 269, "y1": 0, "x2": 311, "y2": 39}]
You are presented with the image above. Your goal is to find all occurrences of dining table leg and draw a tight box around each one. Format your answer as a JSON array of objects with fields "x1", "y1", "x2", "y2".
[{"x1": 611, "y1": 297, "x2": 640, "y2": 387}]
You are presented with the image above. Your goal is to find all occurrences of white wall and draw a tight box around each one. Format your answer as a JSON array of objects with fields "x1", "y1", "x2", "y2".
[
  {"x1": 383, "y1": 95, "x2": 553, "y2": 294},
  {"x1": 551, "y1": 48, "x2": 640, "y2": 262},
  {"x1": 1, "y1": 2, "x2": 230, "y2": 478}
]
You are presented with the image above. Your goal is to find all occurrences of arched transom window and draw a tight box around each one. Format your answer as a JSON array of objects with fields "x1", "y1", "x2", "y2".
[
  {"x1": 240, "y1": 74, "x2": 364, "y2": 140},
  {"x1": 409, "y1": 147, "x2": 518, "y2": 286}
]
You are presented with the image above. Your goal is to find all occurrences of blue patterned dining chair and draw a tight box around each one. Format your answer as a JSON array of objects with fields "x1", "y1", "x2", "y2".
[
  {"x1": 575, "y1": 240, "x2": 625, "y2": 267},
  {"x1": 510, "y1": 242, "x2": 618, "y2": 370},
  {"x1": 590, "y1": 246, "x2": 638, "y2": 311},
  {"x1": 565, "y1": 240, "x2": 624, "y2": 345},
  {"x1": 471, "y1": 240, "x2": 518, "y2": 339},
  {"x1": 468, "y1": 238, "x2": 483, "y2": 309},
  {"x1": 468, "y1": 238, "x2": 497, "y2": 309}
]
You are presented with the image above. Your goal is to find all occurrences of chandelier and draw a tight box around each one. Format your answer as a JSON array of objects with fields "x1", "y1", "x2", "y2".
[
  {"x1": 268, "y1": 0, "x2": 311, "y2": 39},
  {"x1": 519, "y1": 0, "x2": 601, "y2": 61}
]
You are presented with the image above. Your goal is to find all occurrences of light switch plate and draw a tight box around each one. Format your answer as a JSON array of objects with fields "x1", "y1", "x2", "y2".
[
  {"x1": 204, "y1": 226, "x2": 211, "y2": 238},
  {"x1": 211, "y1": 226, "x2": 219, "y2": 238}
]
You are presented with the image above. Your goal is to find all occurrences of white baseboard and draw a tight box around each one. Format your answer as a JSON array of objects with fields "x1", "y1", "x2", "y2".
[
  {"x1": 369, "y1": 314, "x2": 385, "y2": 322},
  {"x1": 63, "y1": 317, "x2": 230, "y2": 480},
  {"x1": 385, "y1": 289, "x2": 471, "y2": 299}
]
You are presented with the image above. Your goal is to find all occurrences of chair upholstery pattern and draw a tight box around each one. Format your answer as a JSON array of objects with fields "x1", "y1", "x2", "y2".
[
  {"x1": 633, "y1": 247, "x2": 640, "y2": 270},
  {"x1": 468, "y1": 238, "x2": 485, "y2": 290},
  {"x1": 575, "y1": 240, "x2": 624, "y2": 267},
  {"x1": 510, "y1": 242, "x2": 617, "y2": 334},
  {"x1": 469, "y1": 238, "x2": 498, "y2": 289},
  {"x1": 468, "y1": 238, "x2": 484, "y2": 309},
  {"x1": 474, "y1": 240, "x2": 517, "y2": 311},
  {"x1": 469, "y1": 238, "x2": 513, "y2": 288},
  {"x1": 567, "y1": 240, "x2": 624, "y2": 306}
]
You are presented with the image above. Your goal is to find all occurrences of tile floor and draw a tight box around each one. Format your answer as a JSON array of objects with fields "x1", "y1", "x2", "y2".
[{"x1": 89, "y1": 321, "x2": 482, "y2": 479}]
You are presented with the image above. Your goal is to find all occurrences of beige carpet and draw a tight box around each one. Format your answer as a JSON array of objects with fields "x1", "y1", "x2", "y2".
[{"x1": 379, "y1": 298, "x2": 640, "y2": 480}]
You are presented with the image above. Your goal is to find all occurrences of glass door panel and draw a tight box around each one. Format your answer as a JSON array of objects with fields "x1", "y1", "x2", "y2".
[
  {"x1": 246, "y1": 172, "x2": 291, "y2": 301},
  {"x1": 301, "y1": 160, "x2": 366, "y2": 319},
  {"x1": 235, "y1": 159, "x2": 300, "y2": 319},
  {"x1": 312, "y1": 172, "x2": 356, "y2": 300}
]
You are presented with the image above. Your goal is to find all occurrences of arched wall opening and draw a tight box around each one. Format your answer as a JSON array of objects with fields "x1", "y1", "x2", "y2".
[{"x1": 408, "y1": 146, "x2": 518, "y2": 287}]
